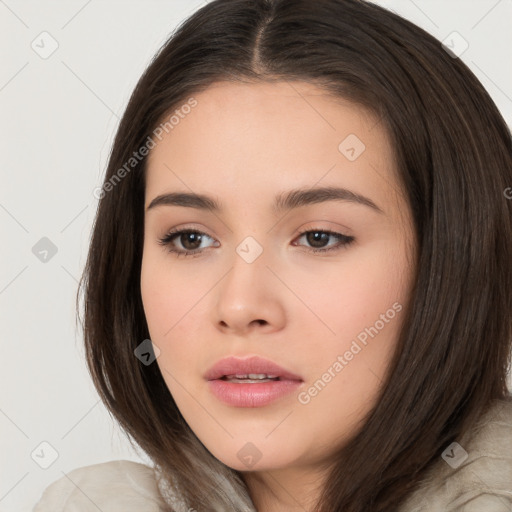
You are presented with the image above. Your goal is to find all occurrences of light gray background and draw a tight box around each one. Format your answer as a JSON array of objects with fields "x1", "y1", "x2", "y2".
[{"x1": 1, "y1": 1, "x2": 511, "y2": 511}]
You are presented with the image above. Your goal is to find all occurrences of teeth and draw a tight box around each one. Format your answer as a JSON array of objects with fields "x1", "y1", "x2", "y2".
[
  {"x1": 236, "y1": 374, "x2": 278, "y2": 379},
  {"x1": 224, "y1": 373, "x2": 279, "y2": 380}
]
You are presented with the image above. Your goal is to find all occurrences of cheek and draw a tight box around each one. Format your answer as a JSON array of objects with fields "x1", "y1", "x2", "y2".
[
  {"x1": 140, "y1": 254, "x2": 208, "y2": 386},
  {"x1": 304, "y1": 243, "x2": 409, "y2": 339},
  {"x1": 140, "y1": 251, "x2": 203, "y2": 339},
  {"x1": 295, "y1": 241, "x2": 411, "y2": 405}
]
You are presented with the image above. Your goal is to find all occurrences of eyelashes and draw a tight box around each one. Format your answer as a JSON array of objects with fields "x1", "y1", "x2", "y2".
[
  {"x1": 157, "y1": 227, "x2": 355, "y2": 259},
  {"x1": 158, "y1": 229, "x2": 219, "y2": 258}
]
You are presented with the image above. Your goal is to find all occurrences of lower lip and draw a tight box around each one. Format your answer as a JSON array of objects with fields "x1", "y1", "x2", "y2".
[{"x1": 207, "y1": 378, "x2": 303, "y2": 407}]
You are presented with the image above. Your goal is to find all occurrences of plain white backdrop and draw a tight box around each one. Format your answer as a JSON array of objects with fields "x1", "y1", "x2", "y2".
[{"x1": 1, "y1": 1, "x2": 511, "y2": 511}]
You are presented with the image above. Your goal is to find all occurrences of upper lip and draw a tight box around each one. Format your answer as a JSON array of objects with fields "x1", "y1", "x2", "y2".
[{"x1": 204, "y1": 355, "x2": 303, "y2": 381}]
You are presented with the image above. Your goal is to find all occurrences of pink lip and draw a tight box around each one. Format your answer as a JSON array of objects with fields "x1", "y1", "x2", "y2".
[
  {"x1": 204, "y1": 355, "x2": 303, "y2": 381},
  {"x1": 205, "y1": 355, "x2": 303, "y2": 408}
]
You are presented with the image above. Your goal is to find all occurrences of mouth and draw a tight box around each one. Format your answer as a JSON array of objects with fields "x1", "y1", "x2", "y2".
[
  {"x1": 219, "y1": 374, "x2": 282, "y2": 383},
  {"x1": 204, "y1": 355, "x2": 303, "y2": 382},
  {"x1": 205, "y1": 355, "x2": 303, "y2": 407}
]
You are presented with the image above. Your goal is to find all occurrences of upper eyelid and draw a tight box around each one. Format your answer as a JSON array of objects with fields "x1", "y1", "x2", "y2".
[
  {"x1": 162, "y1": 219, "x2": 353, "y2": 237},
  {"x1": 161, "y1": 226, "x2": 352, "y2": 246},
  {"x1": 157, "y1": 226, "x2": 355, "y2": 260}
]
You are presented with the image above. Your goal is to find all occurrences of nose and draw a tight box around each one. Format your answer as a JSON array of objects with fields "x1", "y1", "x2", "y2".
[{"x1": 213, "y1": 247, "x2": 286, "y2": 336}]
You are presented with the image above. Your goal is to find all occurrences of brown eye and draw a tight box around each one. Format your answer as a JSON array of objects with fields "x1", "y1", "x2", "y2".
[
  {"x1": 158, "y1": 229, "x2": 217, "y2": 257},
  {"x1": 305, "y1": 231, "x2": 330, "y2": 248},
  {"x1": 294, "y1": 229, "x2": 355, "y2": 253},
  {"x1": 176, "y1": 231, "x2": 203, "y2": 251}
]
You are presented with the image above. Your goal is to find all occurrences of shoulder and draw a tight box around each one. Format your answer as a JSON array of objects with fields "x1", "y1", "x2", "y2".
[
  {"x1": 399, "y1": 398, "x2": 512, "y2": 511},
  {"x1": 32, "y1": 459, "x2": 169, "y2": 511}
]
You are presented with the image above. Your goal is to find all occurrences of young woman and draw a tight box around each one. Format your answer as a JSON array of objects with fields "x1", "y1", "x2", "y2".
[{"x1": 33, "y1": 0, "x2": 512, "y2": 510}]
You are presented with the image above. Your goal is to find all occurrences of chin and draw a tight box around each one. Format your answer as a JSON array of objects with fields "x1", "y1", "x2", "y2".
[{"x1": 203, "y1": 437, "x2": 302, "y2": 473}]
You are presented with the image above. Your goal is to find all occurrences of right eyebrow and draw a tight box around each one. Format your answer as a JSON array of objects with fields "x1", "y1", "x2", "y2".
[{"x1": 146, "y1": 192, "x2": 219, "y2": 213}]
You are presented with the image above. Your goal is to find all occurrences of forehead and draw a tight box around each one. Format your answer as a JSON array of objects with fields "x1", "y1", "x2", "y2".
[
  {"x1": 149, "y1": 80, "x2": 381, "y2": 152},
  {"x1": 144, "y1": 80, "x2": 400, "y2": 211}
]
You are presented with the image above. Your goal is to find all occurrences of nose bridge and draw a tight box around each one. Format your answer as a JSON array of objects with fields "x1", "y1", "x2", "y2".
[
  {"x1": 223, "y1": 234, "x2": 269, "y2": 299},
  {"x1": 213, "y1": 233, "x2": 285, "y2": 333}
]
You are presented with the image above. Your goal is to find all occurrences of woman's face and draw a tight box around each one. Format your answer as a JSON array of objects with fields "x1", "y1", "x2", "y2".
[{"x1": 141, "y1": 81, "x2": 416, "y2": 477}]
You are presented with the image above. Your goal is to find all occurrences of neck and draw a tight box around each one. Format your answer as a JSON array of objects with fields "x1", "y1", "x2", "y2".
[{"x1": 242, "y1": 465, "x2": 326, "y2": 512}]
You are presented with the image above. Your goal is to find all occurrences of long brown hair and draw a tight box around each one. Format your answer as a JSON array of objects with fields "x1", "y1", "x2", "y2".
[{"x1": 76, "y1": 0, "x2": 512, "y2": 510}]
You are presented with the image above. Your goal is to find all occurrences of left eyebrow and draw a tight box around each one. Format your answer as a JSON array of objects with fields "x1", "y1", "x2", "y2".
[
  {"x1": 272, "y1": 186, "x2": 384, "y2": 215},
  {"x1": 145, "y1": 186, "x2": 384, "y2": 215}
]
